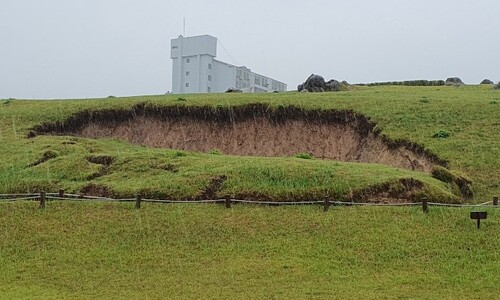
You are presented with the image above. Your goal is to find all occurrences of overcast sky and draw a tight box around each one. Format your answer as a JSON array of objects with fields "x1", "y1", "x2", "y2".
[{"x1": 1, "y1": 0, "x2": 499, "y2": 99}]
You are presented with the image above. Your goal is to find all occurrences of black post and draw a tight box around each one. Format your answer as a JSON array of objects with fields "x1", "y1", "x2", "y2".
[
  {"x1": 422, "y1": 197, "x2": 428, "y2": 214},
  {"x1": 135, "y1": 194, "x2": 142, "y2": 209},
  {"x1": 477, "y1": 218, "x2": 481, "y2": 229},
  {"x1": 58, "y1": 189, "x2": 64, "y2": 198},
  {"x1": 324, "y1": 196, "x2": 330, "y2": 212},
  {"x1": 39, "y1": 191, "x2": 46, "y2": 209},
  {"x1": 493, "y1": 196, "x2": 498, "y2": 206},
  {"x1": 225, "y1": 196, "x2": 231, "y2": 209}
]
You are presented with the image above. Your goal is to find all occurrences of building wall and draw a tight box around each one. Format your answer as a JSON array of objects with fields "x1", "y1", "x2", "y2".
[
  {"x1": 171, "y1": 35, "x2": 217, "y2": 94},
  {"x1": 171, "y1": 34, "x2": 286, "y2": 94},
  {"x1": 212, "y1": 60, "x2": 236, "y2": 93}
]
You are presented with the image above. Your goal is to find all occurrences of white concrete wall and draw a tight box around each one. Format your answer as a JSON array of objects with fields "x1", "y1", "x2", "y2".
[
  {"x1": 171, "y1": 35, "x2": 217, "y2": 94},
  {"x1": 212, "y1": 60, "x2": 236, "y2": 93},
  {"x1": 171, "y1": 35, "x2": 216, "y2": 59},
  {"x1": 171, "y1": 34, "x2": 286, "y2": 94}
]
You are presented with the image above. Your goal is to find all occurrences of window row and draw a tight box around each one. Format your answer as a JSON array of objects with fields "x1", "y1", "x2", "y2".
[
  {"x1": 185, "y1": 73, "x2": 212, "y2": 82},
  {"x1": 185, "y1": 83, "x2": 212, "y2": 93},
  {"x1": 184, "y1": 58, "x2": 212, "y2": 71}
]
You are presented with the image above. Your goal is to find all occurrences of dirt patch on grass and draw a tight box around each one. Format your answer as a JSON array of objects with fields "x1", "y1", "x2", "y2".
[
  {"x1": 87, "y1": 155, "x2": 114, "y2": 166},
  {"x1": 80, "y1": 183, "x2": 114, "y2": 198},
  {"x1": 199, "y1": 175, "x2": 227, "y2": 200},
  {"x1": 349, "y1": 178, "x2": 426, "y2": 203},
  {"x1": 27, "y1": 150, "x2": 58, "y2": 167},
  {"x1": 32, "y1": 103, "x2": 447, "y2": 173}
]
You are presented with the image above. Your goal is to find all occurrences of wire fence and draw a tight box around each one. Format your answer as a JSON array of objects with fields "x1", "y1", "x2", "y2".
[{"x1": 0, "y1": 191, "x2": 498, "y2": 211}]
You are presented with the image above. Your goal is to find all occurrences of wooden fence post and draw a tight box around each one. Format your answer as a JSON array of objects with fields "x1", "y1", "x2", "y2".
[
  {"x1": 422, "y1": 197, "x2": 428, "y2": 214},
  {"x1": 135, "y1": 194, "x2": 142, "y2": 209},
  {"x1": 58, "y1": 189, "x2": 64, "y2": 198},
  {"x1": 324, "y1": 196, "x2": 330, "y2": 212},
  {"x1": 225, "y1": 196, "x2": 231, "y2": 209},
  {"x1": 493, "y1": 196, "x2": 498, "y2": 206},
  {"x1": 39, "y1": 191, "x2": 46, "y2": 209}
]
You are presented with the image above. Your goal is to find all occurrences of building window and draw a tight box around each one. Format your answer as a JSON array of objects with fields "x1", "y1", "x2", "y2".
[
  {"x1": 208, "y1": 75, "x2": 212, "y2": 81},
  {"x1": 172, "y1": 46, "x2": 178, "y2": 49},
  {"x1": 185, "y1": 83, "x2": 189, "y2": 87},
  {"x1": 272, "y1": 81, "x2": 279, "y2": 90},
  {"x1": 186, "y1": 71, "x2": 190, "y2": 76},
  {"x1": 255, "y1": 76, "x2": 261, "y2": 85},
  {"x1": 208, "y1": 63, "x2": 212, "y2": 70},
  {"x1": 207, "y1": 87, "x2": 211, "y2": 93},
  {"x1": 186, "y1": 58, "x2": 190, "y2": 63}
]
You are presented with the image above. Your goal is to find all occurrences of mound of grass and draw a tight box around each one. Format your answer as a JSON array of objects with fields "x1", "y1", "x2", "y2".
[{"x1": 0, "y1": 85, "x2": 499, "y2": 201}]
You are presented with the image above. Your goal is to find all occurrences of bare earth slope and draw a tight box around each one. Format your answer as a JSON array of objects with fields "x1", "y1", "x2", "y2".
[{"x1": 34, "y1": 103, "x2": 446, "y2": 173}]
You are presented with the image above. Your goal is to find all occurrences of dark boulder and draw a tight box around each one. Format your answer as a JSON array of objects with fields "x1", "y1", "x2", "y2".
[
  {"x1": 298, "y1": 74, "x2": 348, "y2": 93},
  {"x1": 480, "y1": 79, "x2": 494, "y2": 85},
  {"x1": 445, "y1": 77, "x2": 464, "y2": 85},
  {"x1": 325, "y1": 79, "x2": 341, "y2": 92},
  {"x1": 225, "y1": 88, "x2": 243, "y2": 93},
  {"x1": 303, "y1": 74, "x2": 327, "y2": 92}
]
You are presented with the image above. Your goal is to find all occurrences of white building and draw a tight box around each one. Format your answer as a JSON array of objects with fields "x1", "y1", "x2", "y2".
[{"x1": 171, "y1": 35, "x2": 287, "y2": 94}]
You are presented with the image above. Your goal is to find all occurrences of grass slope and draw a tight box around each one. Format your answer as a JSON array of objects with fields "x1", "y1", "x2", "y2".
[
  {"x1": 1, "y1": 85, "x2": 499, "y2": 202},
  {"x1": 0, "y1": 202, "x2": 498, "y2": 299}
]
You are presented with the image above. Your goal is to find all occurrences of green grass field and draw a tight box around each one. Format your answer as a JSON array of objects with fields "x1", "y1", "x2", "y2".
[
  {"x1": 1, "y1": 85, "x2": 499, "y2": 298},
  {"x1": 0, "y1": 201, "x2": 498, "y2": 299},
  {"x1": 1, "y1": 85, "x2": 499, "y2": 202}
]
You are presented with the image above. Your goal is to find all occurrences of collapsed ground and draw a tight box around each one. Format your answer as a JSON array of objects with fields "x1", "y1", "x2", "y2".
[{"x1": 30, "y1": 102, "x2": 471, "y2": 202}]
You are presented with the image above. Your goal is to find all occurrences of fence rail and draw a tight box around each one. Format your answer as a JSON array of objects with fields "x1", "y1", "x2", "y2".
[{"x1": 0, "y1": 191, "x2": 498, "y2": 212}]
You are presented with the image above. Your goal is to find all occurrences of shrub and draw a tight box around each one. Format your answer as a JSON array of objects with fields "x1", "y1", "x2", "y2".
[
  {"x1": 432, "y1": 130, "x2": 450, "y2": 138},
  {"x1": 419, "y1": 97, "x2": 430, "y2": 103},
  {"x1": 173, "y1": 151, "x2": 187, "y2": 158},
  {"x1": 366, "y1": 80, "x2": 445, "y2": 87},
  {"x1": 494, "y1": 82, "x2": 500, "y2": 90},
  {"x1": 295, "y1": 152, "x2": 314, "y2": 159},
  {"x1": 107, "y1": 95, "x2": 116, "y2": 99},
  {"x1": 208, "y1": 149, "x2": 222, "y2": 155}
]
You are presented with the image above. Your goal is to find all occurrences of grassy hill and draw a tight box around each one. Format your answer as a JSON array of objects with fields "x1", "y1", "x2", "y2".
[
  {"x1": 1, "y1": 85, "x2": 499, "y2": 299},
  {"x1": 0, "y1": 85, "x2": 499, "y2": 202}
]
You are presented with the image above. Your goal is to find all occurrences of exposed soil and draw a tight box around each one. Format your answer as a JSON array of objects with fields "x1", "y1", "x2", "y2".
[
  {"x1": 32, "y1": 103, "x2": 447, "y2": 173},
  {"x1": 27, "y1": 150, "x2": 58, "y2": 167},
  {"x1": 87, "y1": 155, "x2": 114, "y2": 166},
  {"x1": 199, "y1": 175, "x2": 227, "y2": 200},
  {"x1": 80, "y1": 183, "x2": 114, "y2": 198}
]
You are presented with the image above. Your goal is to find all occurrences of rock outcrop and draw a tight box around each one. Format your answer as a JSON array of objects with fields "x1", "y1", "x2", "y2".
[
  {"x1": 298, "y1": 74, "x2": 349, "y2": 92},
  {"x1": 445, "y1": 77, "x2": 464, "y2": 86}
]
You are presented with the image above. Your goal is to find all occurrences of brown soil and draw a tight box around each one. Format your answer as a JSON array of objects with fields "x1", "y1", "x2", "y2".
[{"x1": 32, "y1": 103, "x2": 447, "y2": 173}]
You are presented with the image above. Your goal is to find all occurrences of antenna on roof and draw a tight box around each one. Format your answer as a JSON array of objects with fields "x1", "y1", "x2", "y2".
[{"x1": 183, "y1": 18, "x2": 186, "y2": 36}]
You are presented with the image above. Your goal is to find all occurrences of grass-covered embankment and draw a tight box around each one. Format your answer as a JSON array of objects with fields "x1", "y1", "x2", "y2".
[
  {"x1": 0, "y1": 85, "x2": 499, "y2": 202},
  {"x1": 0, "y1": 201, "x2": 498, "y2": 299}
]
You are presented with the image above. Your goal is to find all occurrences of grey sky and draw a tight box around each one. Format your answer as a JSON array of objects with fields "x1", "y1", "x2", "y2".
[{"x1": 1, "y1": 0, "x2": 499, "y2": 99}]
